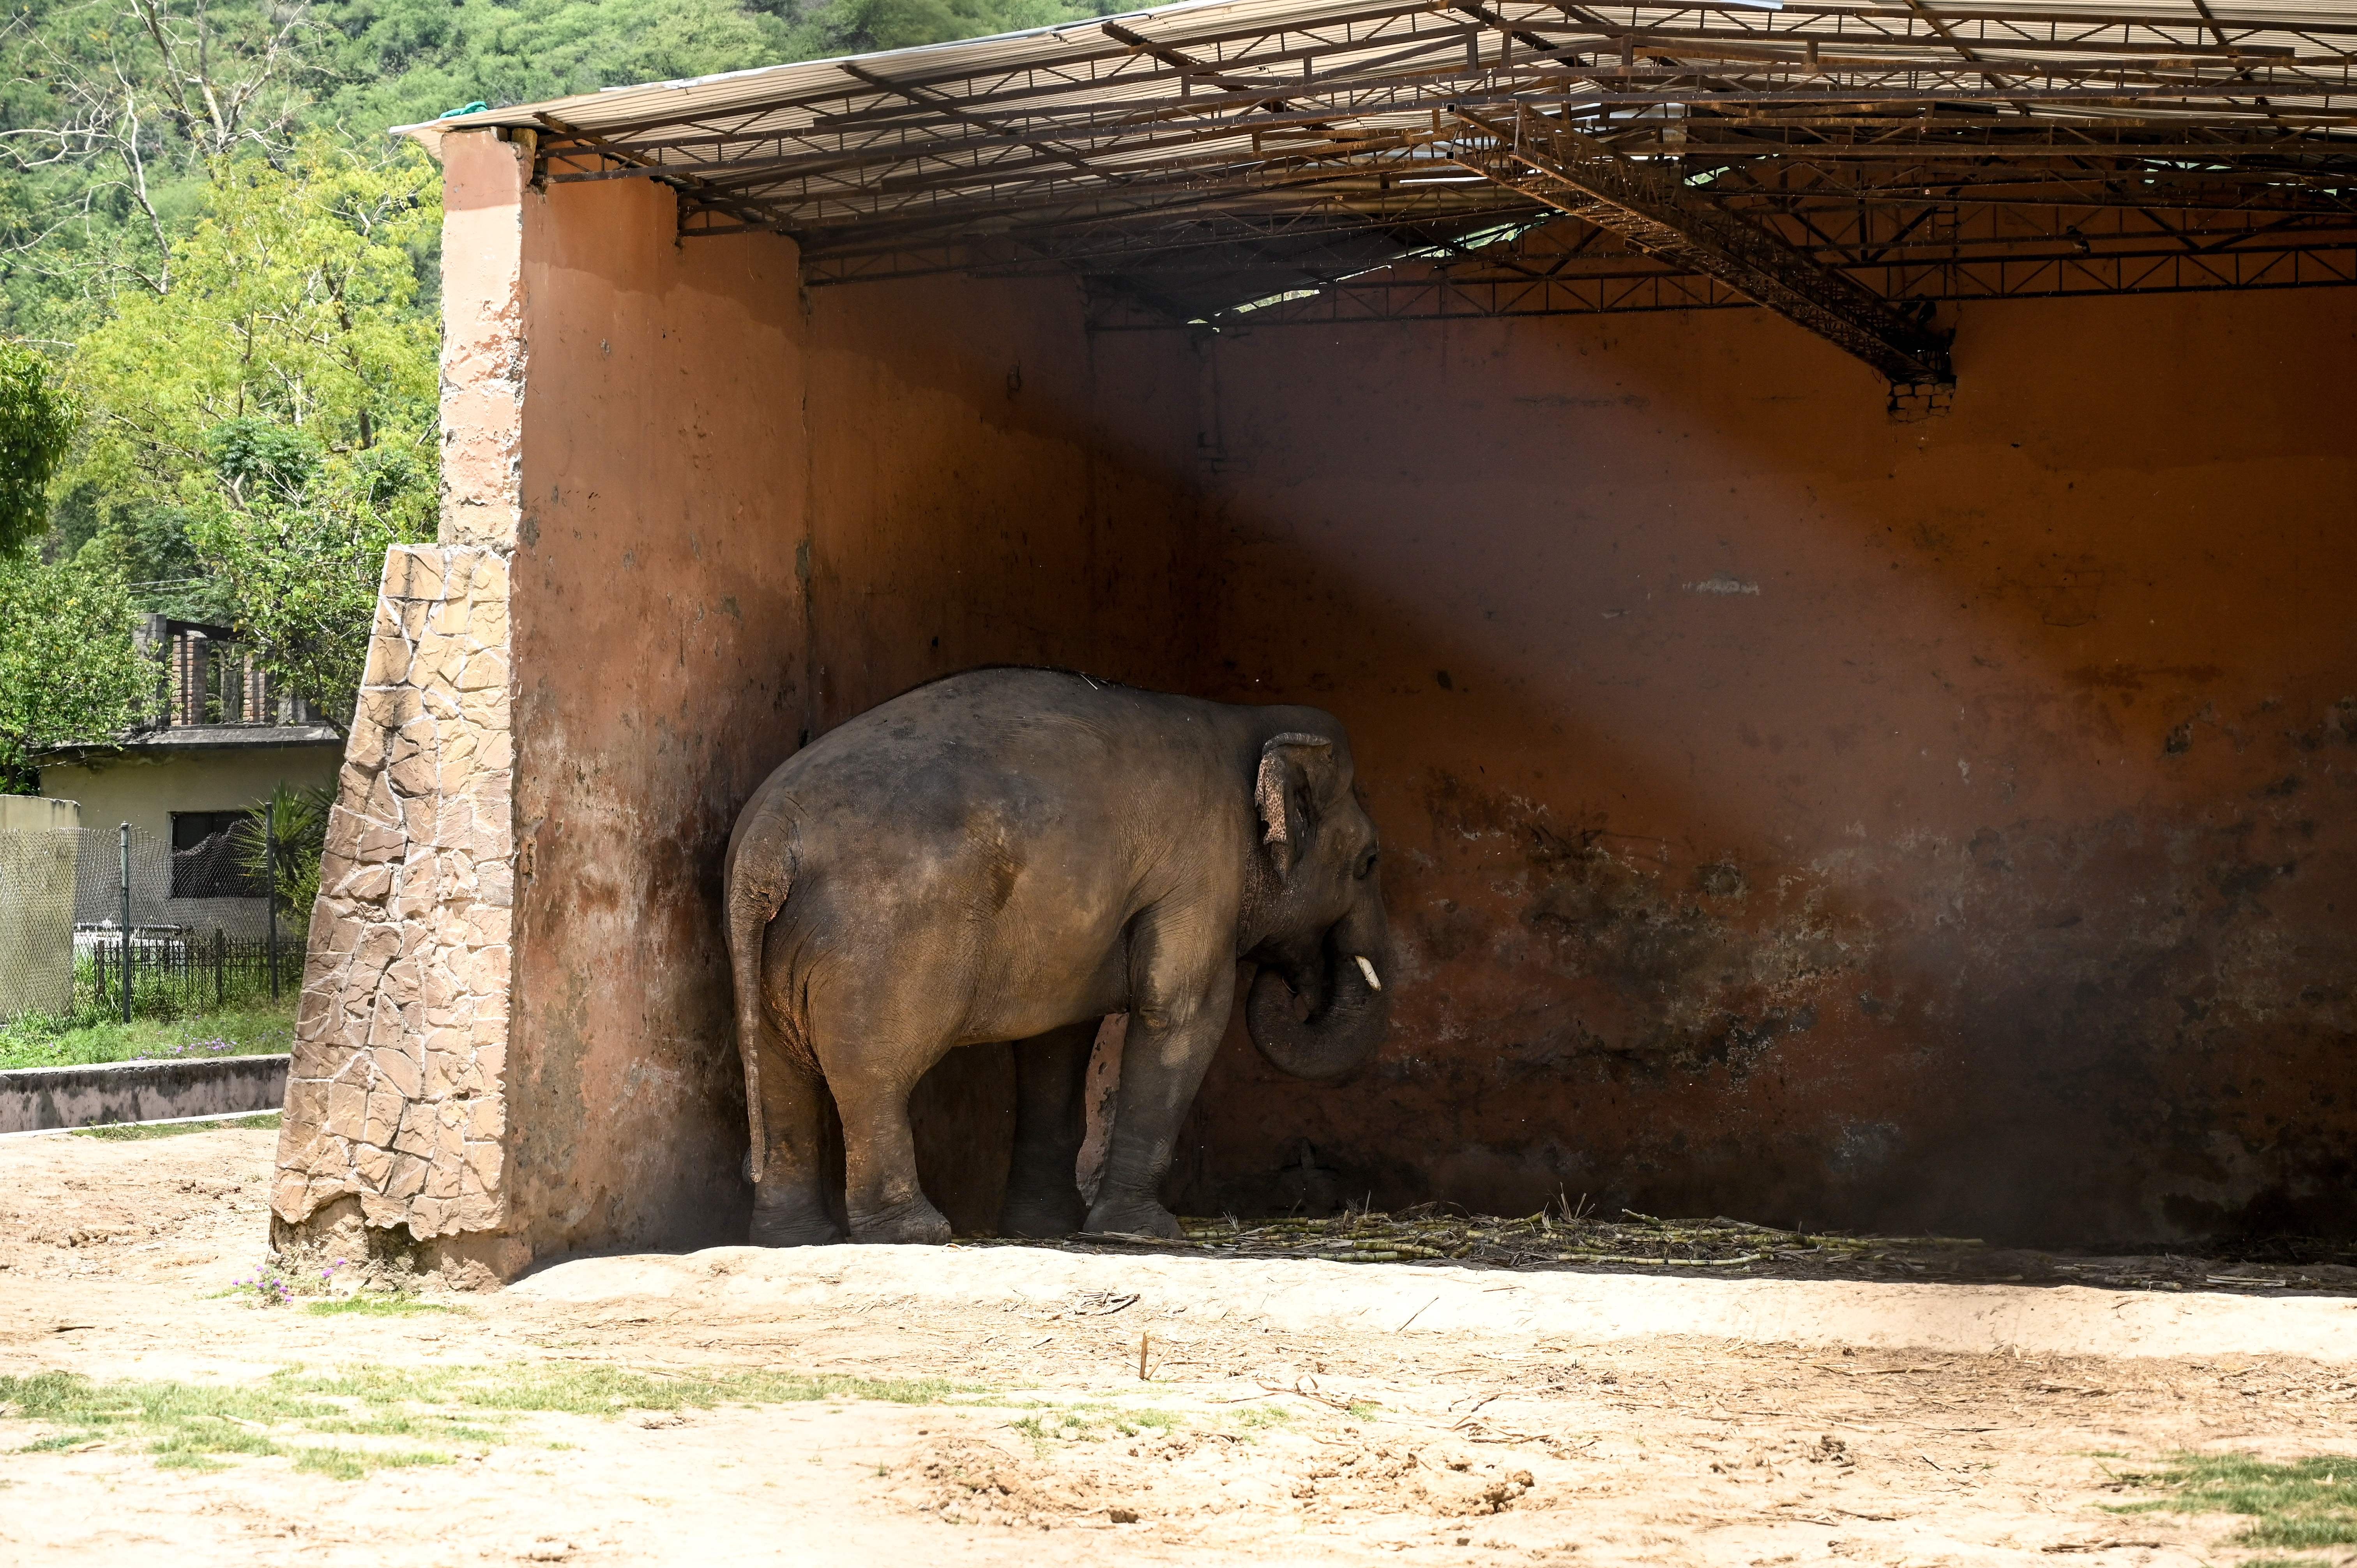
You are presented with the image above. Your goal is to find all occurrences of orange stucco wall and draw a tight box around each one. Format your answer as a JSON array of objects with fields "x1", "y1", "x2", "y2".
[
  {"x1": 483, "y1": 141, "x2": 2355, "y2": 1257},
  {"x1": 504, "y1": 172, "x2": 807, "y2": 1255},
  {"x1": 801, "y1": 272, "x2": 1201, "y2": 725},
  {"x1": 1168, "y1": 291, "x2": 2357, "y2": 1244}
]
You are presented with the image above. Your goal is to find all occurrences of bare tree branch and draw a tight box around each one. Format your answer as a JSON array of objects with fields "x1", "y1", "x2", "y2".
[{"x1": 0, "y1": 0, "x2": 313, "y2": 296}]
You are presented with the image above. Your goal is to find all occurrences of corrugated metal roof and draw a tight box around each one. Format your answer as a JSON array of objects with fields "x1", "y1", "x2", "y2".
[{"x1": 408, "y1": 0, "x2": 2357, "y2": 324}]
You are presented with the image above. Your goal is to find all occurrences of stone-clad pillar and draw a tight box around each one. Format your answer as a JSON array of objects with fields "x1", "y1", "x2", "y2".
[
  {"x1": 271, "y1": 547, "x2": 514, "y2": 1257},
  {"x1": 272, "y1": 131, "x2": 529, "y2": 1281}
]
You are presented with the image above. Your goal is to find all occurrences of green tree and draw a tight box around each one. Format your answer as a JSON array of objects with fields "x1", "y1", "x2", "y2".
[
  {"x1": 0, "y1": 539, "x2": 154, "y2": 791},
  {"x1": 0, "y1": 0, "x2": 314, "y2": 325},
  {"x1": 0, "y1": 336, "x2": 76, "y2": 556},
  {"x1": 69, "y1": 138, "x2": 438, "y2": 727},
  {"x1": 72, "y1": 138, "x2": 438, "y2": 494},
  {"x1": 783, "y1": 0, "x2": 1106, "y2": 57},
  {"x1": 0, "y1": 0, "x2": 1123, "y2": 759},
  {"x1": 186, "y1": 467, "x2": 426, "y2": 729}
]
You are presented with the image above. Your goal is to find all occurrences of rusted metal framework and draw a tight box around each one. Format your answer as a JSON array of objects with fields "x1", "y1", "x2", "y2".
[{"x1": 428, "y1": 0, "x2": 2357, "y2": 387}]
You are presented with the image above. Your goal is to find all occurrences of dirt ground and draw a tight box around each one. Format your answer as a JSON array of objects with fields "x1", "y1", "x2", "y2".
[{"x1": 4, "y1": 1125, "x2": 2356, "y2": 1568}]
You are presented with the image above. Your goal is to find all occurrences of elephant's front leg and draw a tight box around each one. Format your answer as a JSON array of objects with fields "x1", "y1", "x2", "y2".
[
  {"x1": 1085, "y1": 936, "x2": 1234, "y2": 1240},
  {"x1": 1001, "y1": 1020, "x2": 1101, "y2": 1238}
]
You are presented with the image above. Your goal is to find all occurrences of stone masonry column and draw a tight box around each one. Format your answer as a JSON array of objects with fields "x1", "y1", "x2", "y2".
[{"x1": 270, "y1": 130, "x2": 530, "y2": 1282}]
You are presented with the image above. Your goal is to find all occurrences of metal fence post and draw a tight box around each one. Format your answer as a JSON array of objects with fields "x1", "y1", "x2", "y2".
[
  {"x1": 118, "y1": 822, "x2": 132, "y2": 1024},
  {"x1": 267, "y1": 813, "x2": 279, "y2": 1002},
  {"x1": 214, "y1": 927, "x2": 226, "y2": 1007}
]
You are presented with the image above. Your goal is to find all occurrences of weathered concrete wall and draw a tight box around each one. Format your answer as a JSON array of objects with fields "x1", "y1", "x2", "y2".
[
  {"x1": 276, "y1": 136, "x2": 817, "y2": 1269},
  {"x1": 4, "y1": 1053, "x2": 289, "y2": 1134},
  {"x1": 498, "y1": 168, "x2": 810, "y2": 1263},
  {"x1": 1168, "y1": 289, "x2": 2357, "y2": 1245},
  {"x1": 800, "y1": 277, "x2": 1202, "y2": 726},
  {"x1": 0, "y1": 796, "x2": 79, "y2": 1019}
]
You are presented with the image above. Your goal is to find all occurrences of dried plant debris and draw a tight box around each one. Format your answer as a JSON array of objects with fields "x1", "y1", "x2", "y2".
[{"x1": 967, "y1": 1207, "x2": 2357, "y2": 1296}]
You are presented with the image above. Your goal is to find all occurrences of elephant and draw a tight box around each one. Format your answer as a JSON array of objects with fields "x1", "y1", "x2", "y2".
[{"x1": 722, "y1": 666, "x2": 1392, "y2": 1246}]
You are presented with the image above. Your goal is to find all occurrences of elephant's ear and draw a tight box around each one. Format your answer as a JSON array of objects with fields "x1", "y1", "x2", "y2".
[{"x1": 1256, "y1": 732, "x2": 1335, "y2": 879}]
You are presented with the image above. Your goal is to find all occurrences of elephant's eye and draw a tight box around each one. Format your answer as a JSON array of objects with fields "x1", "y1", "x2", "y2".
[{"x1": 1354, "y1": 847, "x2": 1379, "y2": 880}]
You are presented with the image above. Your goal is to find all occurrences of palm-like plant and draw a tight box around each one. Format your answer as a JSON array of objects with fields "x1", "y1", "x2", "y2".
[{"x1": 238, "y1": 780, "x2": 335, "y2": 936}]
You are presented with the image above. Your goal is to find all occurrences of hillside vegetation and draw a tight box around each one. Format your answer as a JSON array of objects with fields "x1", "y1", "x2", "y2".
[{"x1": 0, "y1": 0, "x2": 1108, "y2": 788}]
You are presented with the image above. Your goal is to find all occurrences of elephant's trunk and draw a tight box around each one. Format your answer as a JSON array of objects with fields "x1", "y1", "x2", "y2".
[{"x1": 1246, "y1": 888, "x2": 1391, "y2": 1082}]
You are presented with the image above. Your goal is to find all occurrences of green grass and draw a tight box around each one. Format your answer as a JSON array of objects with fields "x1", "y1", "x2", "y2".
[
  {"x1": 290, "y1": 1446, "x2": 452, "y2": 1481},
  {"x1": 0, "y1": 1362, "x2": 983, "y2": 1480},
  {"x1": 0, "y1": 1002, "x2": 296, "y2": 1072},
  {"x1": 74, "y1": 1112, "x2": 280, "y2": 1141},
  {"x1": 1008, "y1": 1400, "x2": 1286, "y2": 1454},
  {"x1": 302, "y1": 1295, "x2": 454, "y2": 1317},
  {"x1": 2112, "y1": 1453, "x2": 2357, "y2": 1553}
]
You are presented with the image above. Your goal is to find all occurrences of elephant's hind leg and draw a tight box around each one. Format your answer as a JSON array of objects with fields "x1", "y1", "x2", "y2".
[
  {"x1": 824, "y1": 1038, "x2": 955, "y2": 1246},
  {"x1": 1000, "y1": 1020, "x2": 1099, "y2": 1238},
  {"x1": 749, "y1": 1039, "x2": 841, "y2": 1248}
]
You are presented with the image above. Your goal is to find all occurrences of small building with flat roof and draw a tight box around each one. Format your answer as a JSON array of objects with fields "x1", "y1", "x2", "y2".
[{"x1": 39, "y1": 616, "x2": 341, "y2": 938}]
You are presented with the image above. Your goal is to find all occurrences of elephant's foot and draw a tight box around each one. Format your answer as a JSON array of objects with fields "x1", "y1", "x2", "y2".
[
  {"x1": 1082, "y1": 1195, "x2": 1182, "y2": 1240},
  {"x1": 999, "y1": 1185, "x2": 1087, "y2": 1239},
  {"x1": 848, "y1": 1194, "x2": 953, "y2": 1246},
  {"x1": 749, "y1": 1195, "x2": 843, "y2": 1248}
]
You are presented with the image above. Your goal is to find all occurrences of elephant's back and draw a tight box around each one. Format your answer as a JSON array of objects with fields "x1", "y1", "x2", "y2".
[
  {"x1": 758, "y1": 667, "x2": 1231, "y2": 875},
  {"x1": 781, "y1": 669, "x2": 1205, "y2": 805}
]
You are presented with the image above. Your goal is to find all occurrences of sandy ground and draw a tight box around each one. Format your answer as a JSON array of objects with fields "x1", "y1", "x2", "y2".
[{"x1": 4, "y1": 1125, "x2": 2356, "y2": 1567}]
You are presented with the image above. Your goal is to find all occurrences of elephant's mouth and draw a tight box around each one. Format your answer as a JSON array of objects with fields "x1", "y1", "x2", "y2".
[{"x1": 1246, "y1": 928, "x2": 1391, "y2": 1083}]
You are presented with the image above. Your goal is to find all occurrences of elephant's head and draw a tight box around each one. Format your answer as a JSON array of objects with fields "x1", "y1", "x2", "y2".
[{"x1": 1242, "y1": 727, "x2": 1392, "y2": 1082}]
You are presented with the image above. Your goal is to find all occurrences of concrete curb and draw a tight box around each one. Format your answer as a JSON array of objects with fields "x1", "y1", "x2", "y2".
[{"x1": 0, "y1": 1054, "x2": 290, "y2": 1135}]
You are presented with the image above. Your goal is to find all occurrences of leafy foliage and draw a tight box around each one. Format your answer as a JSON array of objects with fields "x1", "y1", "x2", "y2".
[
  {"x1": 71, "y1": 138, "x2": 439, "y2": 726},
  {"x1": 0, "y1": 539, "x2": 153, "y2": 789},
  {"x1": 239, "y1": 779, "x2": 335, "y2": 931},
  {"x1": 781, "y1": 0, "x2": 1115, "y2": 56},
  {"x1": 0, "y1": 337, "x2": 76, "y2": 555},
  {"x1": 71, "y1": 138, "x2": 439, "y2": 500}
]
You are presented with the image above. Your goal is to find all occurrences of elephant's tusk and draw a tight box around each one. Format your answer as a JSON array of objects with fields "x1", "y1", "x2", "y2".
[{"x1": 1354, "y1": 954, "x2": 1382, "y2": 991}]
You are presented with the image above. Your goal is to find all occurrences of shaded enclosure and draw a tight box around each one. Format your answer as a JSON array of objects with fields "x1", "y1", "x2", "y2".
[{"x1": 270, "y1": 0, "x2": 2357, "y2": 1273}]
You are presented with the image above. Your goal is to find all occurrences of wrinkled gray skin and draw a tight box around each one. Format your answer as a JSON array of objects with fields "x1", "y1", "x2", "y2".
[{"x1": 723, "y1": 666, "x2": 1391, "y2": 1245}]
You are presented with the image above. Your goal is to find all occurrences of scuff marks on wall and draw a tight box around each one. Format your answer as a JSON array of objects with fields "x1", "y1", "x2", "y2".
[{"x1": 1416, "y1": 772, "x2": 1870, "y2": 1088}]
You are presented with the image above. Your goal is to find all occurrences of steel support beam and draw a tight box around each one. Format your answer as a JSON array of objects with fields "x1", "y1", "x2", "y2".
[{"x1": 1450, "y1": 106, "x2": 1954, "y2": 389}]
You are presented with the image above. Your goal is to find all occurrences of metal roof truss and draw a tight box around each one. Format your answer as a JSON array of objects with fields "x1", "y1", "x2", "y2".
[{"x1": 436, "y1": 0, "x2": 2357, "y2": 390}]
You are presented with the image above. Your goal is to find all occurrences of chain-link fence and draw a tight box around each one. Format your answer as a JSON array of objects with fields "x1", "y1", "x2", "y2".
[{"x1": 1, "y1": 817, "x2": 300, "y2": 1026}]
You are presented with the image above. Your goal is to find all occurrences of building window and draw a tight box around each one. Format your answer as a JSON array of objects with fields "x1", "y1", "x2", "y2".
[{"x1": 170, "y1": 812, "x2": 267, "y2": 900}]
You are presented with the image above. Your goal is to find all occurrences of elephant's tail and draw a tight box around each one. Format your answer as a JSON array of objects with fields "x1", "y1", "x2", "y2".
[{"x1": 725, "y1": 792, "x2": 803, "y2": 1185}]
